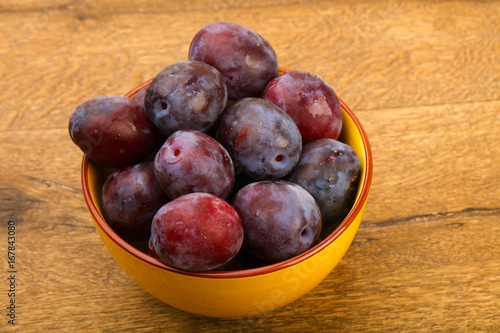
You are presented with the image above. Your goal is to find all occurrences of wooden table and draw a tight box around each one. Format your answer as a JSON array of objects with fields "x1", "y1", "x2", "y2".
[{"x1": 1, "y1": 1, "x2": 499, "y2": 331}]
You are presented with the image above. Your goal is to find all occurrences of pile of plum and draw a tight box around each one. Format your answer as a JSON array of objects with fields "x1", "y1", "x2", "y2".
[{"x1": 69, "y1": 22, "x2": 361, "y2": 272}]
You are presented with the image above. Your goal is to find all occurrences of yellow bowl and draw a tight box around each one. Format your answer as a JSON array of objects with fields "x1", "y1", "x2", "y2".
[{"x1": 81, "y1": 71, "x2": 373, "y2": 318}]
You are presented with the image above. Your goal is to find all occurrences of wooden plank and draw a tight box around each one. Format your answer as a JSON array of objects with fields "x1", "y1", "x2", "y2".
[
  {"x1": 1, "y1": 1, "x2": 499, "y2": 131},
  {"x1": 1, "y1": 0, "x2": 499, "y2": 331},
  {"x1": 2, "y1": 99, "x2": 499, "y2": 240},
  {"x1": 6, "y1": 184, "x2": 499, "y2": 331},
  {"x1": 1, "y1": 108, "x2": 499, "y2": 330},
  {"x1": 357, "y1": 99, "x2": 500, "y2": 224}
]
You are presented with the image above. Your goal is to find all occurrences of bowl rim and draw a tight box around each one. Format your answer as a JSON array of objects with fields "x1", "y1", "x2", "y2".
[{"x1": 81, "y1": 70, "x2": 373, "y2": 279}]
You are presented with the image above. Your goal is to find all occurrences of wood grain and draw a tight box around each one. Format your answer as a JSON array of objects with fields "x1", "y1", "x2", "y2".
[
  {"x1": 0, "y1": 0, "x2": 499, "y2": 332},
  {"x1": 1, "y1": 1, "x2": 499, "y2": 130},
  {"x1": 359, "y1": 99, "x2": 500, "y2": 223}
]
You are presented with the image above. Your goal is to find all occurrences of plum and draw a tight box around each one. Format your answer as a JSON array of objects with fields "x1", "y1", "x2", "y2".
[
  {"x1": 154, "y1": 129, "x2": 235, "y2": 200},
  {"x1": 231, "y1": 181, "x2": 322, "y2": 263},
  {"x1": 69, "y1": 95, "x2": 160, "y2": 168},
  {"x1": 144, "y1": 60, "x2": 227, "y2": 137},
  {"x1": 189, "y1": 22, "x2": 278, "y2": 100},
  {"x1": 263, "y1": 70, "x2": 343, "y2": 144},
  {"x1": 131, "y1": 85, "x2": 168, "y2": 149},
  {"x1": 132, "y1": 85, "x2": 148, "y2": 106},
  {"x1": 217, "y1": 97, "x2": 302, "y2": 180},
  {"x1": 211, "y1": 250, "x2": 244, "y2": 271},
  {"x1": 286, "y1": 138, "x2": 360, "y2": 231},
  {"x1": 149, "y1": 193, "x2": 244, "y2": 272},
  {"x1": 101, "y1": 162, "x2": 169, "y2": 241}
]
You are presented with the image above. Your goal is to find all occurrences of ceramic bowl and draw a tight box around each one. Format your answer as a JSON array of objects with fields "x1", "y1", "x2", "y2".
[{"x1": 81, "y1": 70, "x2": 373, "y2": 318}]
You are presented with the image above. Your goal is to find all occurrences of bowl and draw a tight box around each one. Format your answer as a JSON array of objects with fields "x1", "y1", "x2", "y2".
[{"x1": 81, "y1": 70, "x2": 373, "y2": 318}]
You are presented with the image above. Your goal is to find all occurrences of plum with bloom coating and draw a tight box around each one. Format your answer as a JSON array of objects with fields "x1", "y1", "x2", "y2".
[
  {"x1": 287, "y1": 139, "x2": 360, "y2": 231},
  {"x1": 154, "y1": 129, "x2": 235, "y2": 200},
  {"x1": 69, "y1": 95, "x2": 160, "y2": 168},
  {"x1": 217, "y1": 98, "x2": 302, "y2": 180},
  {"x1": 101, "y1": 162, "x2": 168, "y2": 241},
  {"x1": 189, "y1": 22, "x2": 278, "y2": 100},
  {"x1": 263, "y1": 70, "x2": 342, "y2": 144},
  {"x1": 145, "y1": 60, "x2": 227, "y2": 137},
  {"x1": 232, "y1": 181, "x2": 322, "y2": 263}
]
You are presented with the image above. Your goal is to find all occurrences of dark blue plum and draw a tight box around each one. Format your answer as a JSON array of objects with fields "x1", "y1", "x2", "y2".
[
  {"x1": 287, "y1": 138, "x2": 360, "y2": 231},
  {"x1": 217, "y1": 97, "x2": 302, "y2": 180},
  {"x1": 145, "y1": 60, "x2": 227, "y2": 137},
  {"x1": 231, "y1": 181, "x2": 322, "y2": 263}
]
